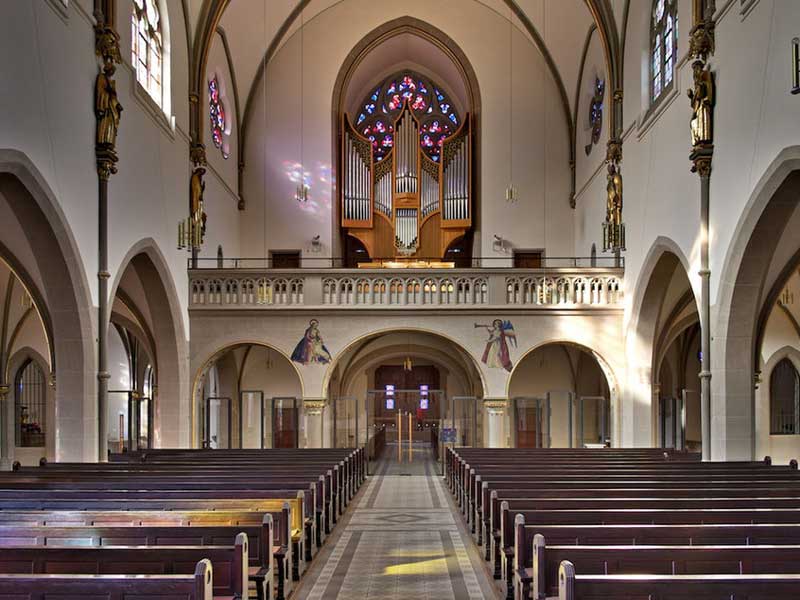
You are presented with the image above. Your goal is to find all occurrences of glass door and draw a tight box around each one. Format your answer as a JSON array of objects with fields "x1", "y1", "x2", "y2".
[
  {"x1": 204, "y1": 396, "x2": 233, "y2": 449},
  {"x1": 269, "y1": 397, "x2": 299, "y2": 448},
  {"x1": 511, "y1": 397, "x2": 550, "y2": 448},
  {"x1": 240, "y1": 390, "x2": 264, "y2": 448},
  {"x1": 577, "y1": 396, "x2": 611, "y2": 448},
  {"x1": 128, "y1": 394, "x2": 152, "y2": 451},
  {"x1": 659, "y1": 395, "x2": 685, "y2": 450}
]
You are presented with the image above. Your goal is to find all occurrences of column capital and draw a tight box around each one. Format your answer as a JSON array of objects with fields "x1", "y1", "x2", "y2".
[
  {"x1": 483, "y1": 397, "x2": 507, "y2": 415},
  {"x1": 303, "y1": 398, "x2": 327, "y2": 416}
]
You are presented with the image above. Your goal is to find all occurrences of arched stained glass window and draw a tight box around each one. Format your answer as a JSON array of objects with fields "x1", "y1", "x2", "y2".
[
  {"x1": 355, "y1": 71, "x2": 460, "y2": 163},
  {"x1": 132, "y1": 0, "x2": 163, "y2": 106},
  {"x1": 770, "y1": 358, "x2": 800, "y2": 435},
  {"x1": 651, "y1": 0, "x2": 678, "y2": 103},
  {"x1": 208, "y1": 75, "x2": 229, "y2": 159}
]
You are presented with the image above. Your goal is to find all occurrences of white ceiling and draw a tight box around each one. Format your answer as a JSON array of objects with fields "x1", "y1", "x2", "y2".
[{"x1": 208, "y1": 0, "x2": 605, "y2": 125}]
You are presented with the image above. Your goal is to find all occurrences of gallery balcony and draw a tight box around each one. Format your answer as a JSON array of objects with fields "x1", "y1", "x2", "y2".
[{"x1": 187, "y1": 257, "x2": 624, "y2": 312}]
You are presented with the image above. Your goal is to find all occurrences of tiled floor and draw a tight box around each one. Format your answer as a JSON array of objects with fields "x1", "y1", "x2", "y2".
[{"x1": 294, "y1": 445, "x2": 500, "y2": 600}]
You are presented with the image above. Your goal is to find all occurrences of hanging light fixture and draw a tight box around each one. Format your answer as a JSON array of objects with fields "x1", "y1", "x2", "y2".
[
  {"x1": 505, "y1": 5, "x2": 517, "y2": 204},
  {"x1": 294, "y1": 7, "x2": 309, "y2": 203}
]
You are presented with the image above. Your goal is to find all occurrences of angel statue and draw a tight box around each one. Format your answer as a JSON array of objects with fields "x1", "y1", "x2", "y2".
[{"x1": 475, "y1": 319, "x2": 517, "y2": 372}]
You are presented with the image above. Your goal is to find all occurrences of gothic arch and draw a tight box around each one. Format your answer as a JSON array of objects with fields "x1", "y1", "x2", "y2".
[
  {"x1": 109, "y1": 239, "x2": 188, "y2": 447},
  {"x1": 713, "y1": 146, "x2": 800, "y2": 460},
  {"x1": 0, "y1": 150, "x2": 95, "y2": 461}
]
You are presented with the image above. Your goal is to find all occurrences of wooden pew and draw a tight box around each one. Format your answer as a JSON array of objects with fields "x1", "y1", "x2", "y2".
[
  {"x1": 0, "y1": 521, "x2": 279, "y2": 600},
  {"x1": 0, "y1": 558, "x2": 213, "y2": 600},
  {"x1": 526, "y1": 534, "x2": 800, "y2": 600},
  {"x1": 0, "y1": 534, "x2": 248, "y2": 600},
  {"x1": 557, "y1": 560, "x2": 800, "y2": 600}
]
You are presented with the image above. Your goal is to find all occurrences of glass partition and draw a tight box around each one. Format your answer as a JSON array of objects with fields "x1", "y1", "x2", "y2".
[
  {"x1": 108, "y1": 390, "x2": 130, "y2": 454},
  {"x1": 659, "y1": 394, "x2": 685, "y2": 450},
  {"x1": 204, "y1": 396, "x2": 233, "y2": 449},
  {"x1": 333, "y1": 396, "x2": 362, "y2": 448},
  {"x1": 577, "y1": 396, "x2": 610, "y2": 448},
  {"x1": 240, "y1": 390, "x2": 264, "y2": 448},
  {"x1": 450, "y1": 396, "x2": 480, "y2": 448}
]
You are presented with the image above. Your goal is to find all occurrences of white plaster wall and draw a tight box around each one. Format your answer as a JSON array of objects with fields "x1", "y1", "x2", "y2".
[{"x1": 239, "y1": 0, "x2": 574, "y2": 261}]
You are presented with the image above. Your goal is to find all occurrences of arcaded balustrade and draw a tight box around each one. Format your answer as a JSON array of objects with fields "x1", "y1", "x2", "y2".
[
  {"x1": 504, "y1": 275, "x2": 622, "y2": 306},
  {"x1": 188, "y1": 268, "x2": 623, "y2": 309}
]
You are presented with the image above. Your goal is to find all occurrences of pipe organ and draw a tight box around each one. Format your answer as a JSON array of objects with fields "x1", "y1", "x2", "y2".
[{"x1": 341, "y1": 98, "x2": 472, "y2": 261}]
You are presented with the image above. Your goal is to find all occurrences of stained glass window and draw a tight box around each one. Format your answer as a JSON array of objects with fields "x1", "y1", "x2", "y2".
[
  {"x1": 131, "y1": 0, "x2": 163, "y2": 106},
  {"x1": 651, "y1": 0, "x2": 678, "y2": 103},
  {"x1": 208, "y1": 76, "x2": 229, "y2": 159},
  {"x1": 354, "y1": 70, "x2": 460, "y2": 162}
]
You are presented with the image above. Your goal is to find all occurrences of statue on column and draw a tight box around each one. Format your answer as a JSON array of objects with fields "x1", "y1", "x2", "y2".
[
  {"x1": 96, "y1": 69, "x2": 123, "y2": 149},
  {"x1": 606, "y1": 162, "x2": 623, "y2": 230},
  {"x1": 688, "y1": 61, "x2": 714, "y2": 147},
  {"x1": 94, "y1": 25, "x2": 122, "y2": 172},
  {"x1": 190, "y1": 167, "x2": 207, "y2": 241}
]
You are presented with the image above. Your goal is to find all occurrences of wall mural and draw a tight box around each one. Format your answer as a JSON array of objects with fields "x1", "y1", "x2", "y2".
[
  {"x1": 291, "y1": 319, "x2": 332, "y2": 365},
  {"x1": 475, "y1": 319, "x2": 516, "y2": 372}
]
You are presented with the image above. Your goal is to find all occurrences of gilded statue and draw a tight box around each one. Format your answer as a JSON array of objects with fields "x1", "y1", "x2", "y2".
[
  {"x1": 190, "y1": 167, "x2": 207, "y2": 238},
  {"x1": 95, "y1": 70, "x2": 123, "y2": 149},
  {"x1": 688, "y1": 61, "x2": 714, "y2": 147},
  {"x1": 606, "y1": 162, "x2": 623, "y2": 228}
]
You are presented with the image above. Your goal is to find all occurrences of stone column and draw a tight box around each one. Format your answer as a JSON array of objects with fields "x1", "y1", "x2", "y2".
[
  {"x1": 303, "y1": 399, "x2": 327, "y2": 448},
  {"x1": 0, "y1": 385, "x2": 10, "y2": 470},
  {"x1": 484, "y1": 398, "x2": 507, "y2": 448}
]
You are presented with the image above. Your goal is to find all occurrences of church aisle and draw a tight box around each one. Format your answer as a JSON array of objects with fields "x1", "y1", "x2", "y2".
[{"x1": 293, "y1": 446, "x2": 500, "y2": 600}]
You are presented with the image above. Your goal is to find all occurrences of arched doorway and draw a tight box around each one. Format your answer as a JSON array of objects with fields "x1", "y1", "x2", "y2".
[
  {"x1": 628, "y1": 241, "x2": 700, "y2": 452},
  {"x1": 327, "y1": 329, "x2": 484, "y2": 468},
  {"x1": 194, "y1": 343, "x2": 303, "y2": 449},
  {"x1": 109, "y1": 244, "x2": 186, "y2": 451},
  {"x1": 508, "y1": 342, "x2": 613, "y2": 448}
]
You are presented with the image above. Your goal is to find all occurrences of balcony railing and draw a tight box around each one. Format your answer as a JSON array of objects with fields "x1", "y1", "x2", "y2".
[
  {"x1": 188, "y1": 259, "x2": 624, "y2": 311},
  {"x1": 190, "y1": 256, "x2": 623, "y2": 270}
]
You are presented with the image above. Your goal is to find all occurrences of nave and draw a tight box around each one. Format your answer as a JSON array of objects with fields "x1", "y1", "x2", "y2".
[{"x1": 294, "y1": 443, "x2": 499, "y2": 600}]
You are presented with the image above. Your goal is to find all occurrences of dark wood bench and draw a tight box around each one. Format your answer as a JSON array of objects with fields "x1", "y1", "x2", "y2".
[
  {"x1": 557, "y1": 560, "x2": 800, "y2": 599},
  {"x1": 0, "y1": 519, "x2": 281, "y2": 600},
  {"x1": 525, "y1": 534, "x2": 800, "y2": 600},
  {"x1": 0, "y1": 558, "x2": 213, "y2": 600},
  {"x1": 0, "y1": 535, "x2": 248, "y2": 599}
]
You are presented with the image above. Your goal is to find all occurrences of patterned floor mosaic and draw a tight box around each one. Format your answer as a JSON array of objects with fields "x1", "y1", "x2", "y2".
[{"x1": 294, "y1": 448, "x2": 500, "y2": 600}]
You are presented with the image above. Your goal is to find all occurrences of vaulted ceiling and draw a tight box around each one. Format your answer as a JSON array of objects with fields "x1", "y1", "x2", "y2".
[{"x1": 184, "y1": 0, "x2": 627, "y2": 152}]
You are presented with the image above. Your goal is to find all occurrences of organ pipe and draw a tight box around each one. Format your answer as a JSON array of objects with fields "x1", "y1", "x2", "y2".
[{"x1": 342, "y1": 109, "x2": 471, "y2": 258}]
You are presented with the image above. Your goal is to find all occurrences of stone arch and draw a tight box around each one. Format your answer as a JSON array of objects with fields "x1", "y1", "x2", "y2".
[
  {"x1": 625, "y1": 237, "x2": 698, "y2": 448},
  {"x1": 508, "y1": 339, "x2": 619, "y2": 446},
  {"x1": 322, "y1": 326, "x2": 486, "y2": 400},
  {"x1": 191, "y1": 341, "x2": 304, "y2": 448},
  {"x1": 713, "y1": 147, "x2": 800, "y2": 460},
  {"x1": 0, "y1": 150, "x2": 95, "y2": 461},
  {"x1": 109, "y1": 239, "x2": 188, "y2": 448}
]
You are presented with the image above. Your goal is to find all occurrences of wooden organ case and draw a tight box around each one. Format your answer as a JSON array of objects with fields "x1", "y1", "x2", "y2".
[{"x1": 341, "y1": 99, "x2": 472, "y2": 262}]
